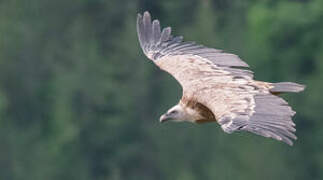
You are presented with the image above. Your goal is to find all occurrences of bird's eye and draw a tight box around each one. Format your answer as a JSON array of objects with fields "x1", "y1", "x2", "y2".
[{"x1": 169, "y1": 110, "x2": 178, "y2": 115}]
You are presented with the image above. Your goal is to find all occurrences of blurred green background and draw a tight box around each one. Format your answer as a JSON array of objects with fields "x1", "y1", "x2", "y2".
[{"x1": 0, "y1": 0, "x2": 321, "y2": 179}]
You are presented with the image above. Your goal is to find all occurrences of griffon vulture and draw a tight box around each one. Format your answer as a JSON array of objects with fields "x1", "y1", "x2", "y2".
[{"x1": 137, "y1": 11, "x2": 305, "y2": 145}]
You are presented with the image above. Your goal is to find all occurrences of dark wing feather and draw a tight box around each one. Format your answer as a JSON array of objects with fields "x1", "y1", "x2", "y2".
[
  {"x1": 137, "y1": 11, "x2": 304, "y2": 146},
  {"x1": 219, "y1": 94, "x2": 297, "y2": 145},
  {"x1": 137, "y1": 12, "x2": 250, "y2": 70}
]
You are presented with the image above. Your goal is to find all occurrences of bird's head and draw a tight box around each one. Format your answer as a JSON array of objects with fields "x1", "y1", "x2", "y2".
[{"x1": 159, "y1": 104, "x2": 187, "y2": 123}]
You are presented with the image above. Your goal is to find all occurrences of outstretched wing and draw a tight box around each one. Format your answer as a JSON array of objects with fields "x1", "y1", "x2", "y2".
[{"x1": 137, "y1": 11, "x2": 304, "y2": 145}]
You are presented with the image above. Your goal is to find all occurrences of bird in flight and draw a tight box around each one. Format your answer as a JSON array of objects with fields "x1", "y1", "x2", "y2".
[{"x1": 136, "y1": 11, "x2": 305, "y2": 145}]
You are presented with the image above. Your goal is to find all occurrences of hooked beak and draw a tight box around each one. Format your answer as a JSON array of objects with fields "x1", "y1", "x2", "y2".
[{"x1": 159, "y1": 114, "x2": 171, "y2": 123}]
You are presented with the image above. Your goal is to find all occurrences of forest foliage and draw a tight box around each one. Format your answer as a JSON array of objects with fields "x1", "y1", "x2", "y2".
[{"x1": 0, "y1": 0, "x2": 321, "y2": 179}]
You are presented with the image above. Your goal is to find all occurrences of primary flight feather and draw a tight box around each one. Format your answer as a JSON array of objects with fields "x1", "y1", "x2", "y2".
[{"x1": 137, "y1": 11, "x2": 305, "y2": 145}]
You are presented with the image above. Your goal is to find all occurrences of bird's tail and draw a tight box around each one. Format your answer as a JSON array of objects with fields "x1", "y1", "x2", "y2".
[{"x1": 270, "y1": 82, "x2": 305, "y2": 93}]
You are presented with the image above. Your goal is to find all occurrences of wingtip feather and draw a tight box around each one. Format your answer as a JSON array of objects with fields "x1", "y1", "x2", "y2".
[
  {"x1": 143, "y1": 11, "x2": 150, "y2": 17},
  {"x1": 270, "y1": 82, "x2": 306, "y2": 93}
]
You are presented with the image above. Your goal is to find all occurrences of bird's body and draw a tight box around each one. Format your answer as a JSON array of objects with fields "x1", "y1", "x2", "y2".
[{"x1": 137, "y1": 11, "x2": 305, "y2": 145}]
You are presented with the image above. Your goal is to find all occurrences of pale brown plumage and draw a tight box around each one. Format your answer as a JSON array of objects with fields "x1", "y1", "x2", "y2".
[{"x1": 137, "y1": 11, "x2": 305, "y2": 145}]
